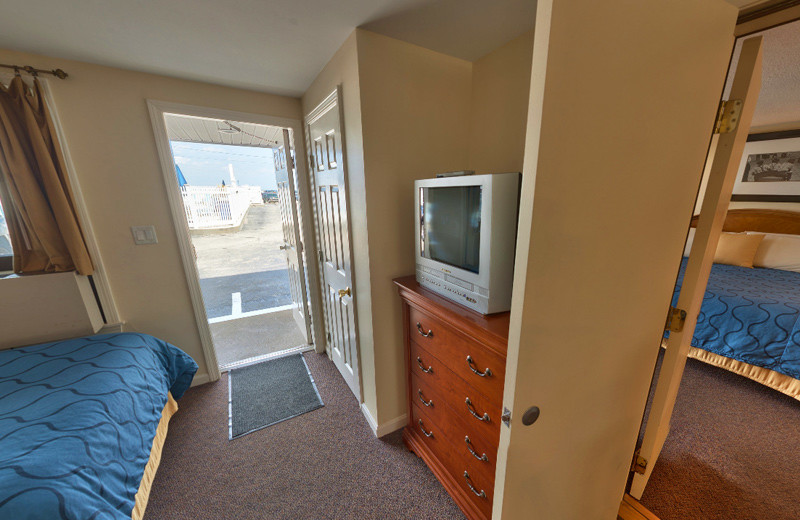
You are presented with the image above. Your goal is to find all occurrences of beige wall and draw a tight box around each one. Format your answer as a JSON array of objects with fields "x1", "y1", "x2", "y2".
[
  {"x1": 0, "y1": 48, "x2": 302, "y2": 381},
  {"x1": 468, "y1": 30, "x2": 535, "y2": 175},
  {"x1": 494, "y1": 0, "x2": 737, "y2": 517},
  {"x1": 355, "y1": 30, "x2": 473, "y2": 423}
]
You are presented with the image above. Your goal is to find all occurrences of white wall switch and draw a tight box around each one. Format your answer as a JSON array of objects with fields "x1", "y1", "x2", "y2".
[{"x1": 131, "y1": 225, "x2": 158, "y2": 245}]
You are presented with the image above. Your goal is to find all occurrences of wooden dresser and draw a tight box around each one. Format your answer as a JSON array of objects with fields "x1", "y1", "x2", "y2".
[{"x1": 394, "y1": 276, "x2": 510, "y2": 520}]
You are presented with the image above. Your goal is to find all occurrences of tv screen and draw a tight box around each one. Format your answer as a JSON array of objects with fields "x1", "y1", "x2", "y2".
[{"x1": 419, "y1": 186, "x2": 482, "y2": 274}]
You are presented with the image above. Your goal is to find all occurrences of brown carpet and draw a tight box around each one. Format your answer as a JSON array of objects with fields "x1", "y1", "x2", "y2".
[
  {"x1": 640, "y1": 358, "x2": 800, "y2": 520},
  {"x1": 145, "y1": 351, "x2": 464, "y2": 519}
]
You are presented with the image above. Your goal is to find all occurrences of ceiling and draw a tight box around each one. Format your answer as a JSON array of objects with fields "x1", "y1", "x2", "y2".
[
  {"x1": 727, "y1": 18, "x2": 800, "y2": 128},
  {"x1": 164, "y1": 114, "x2": 282, "y2": 149},
  {"x1": 0, "y1": 0, "x2": 536, "y2": 97}
]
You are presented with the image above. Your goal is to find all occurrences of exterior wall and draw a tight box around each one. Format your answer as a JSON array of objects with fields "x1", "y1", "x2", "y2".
[{"x1": 0, "y1": 48, "x2": 302, "y2": 381}]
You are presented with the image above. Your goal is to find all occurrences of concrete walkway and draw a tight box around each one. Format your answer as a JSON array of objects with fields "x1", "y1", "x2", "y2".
[{"x1": 189, "y1": 204, "x2": 308, "y2": 367}]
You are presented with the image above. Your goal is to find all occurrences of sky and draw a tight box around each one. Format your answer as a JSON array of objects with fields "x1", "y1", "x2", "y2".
[{"x1": 170, "y1": 141, "x2": 277, "y2": 190}]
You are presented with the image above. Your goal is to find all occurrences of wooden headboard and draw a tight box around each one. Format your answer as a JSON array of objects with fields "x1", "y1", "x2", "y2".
[{"x1": 690, "y1": 209, "x2": 800, "y2": 235}]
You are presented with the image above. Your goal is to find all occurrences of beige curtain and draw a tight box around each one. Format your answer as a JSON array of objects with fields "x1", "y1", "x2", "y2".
[{"x1": 0, "y1": 75, "x2": 93, "y2": 275}]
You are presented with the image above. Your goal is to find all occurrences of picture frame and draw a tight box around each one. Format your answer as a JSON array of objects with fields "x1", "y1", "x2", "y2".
[{"x1": 731, "y1": 129, "x2": 800, "y2": 202}]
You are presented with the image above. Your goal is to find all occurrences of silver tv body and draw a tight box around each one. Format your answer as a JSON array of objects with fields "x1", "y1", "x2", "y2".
[{"x1": 414, "y1": 172, "x2": 521, "y2": 314}]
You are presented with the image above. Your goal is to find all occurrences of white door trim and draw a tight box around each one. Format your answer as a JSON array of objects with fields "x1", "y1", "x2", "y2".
[{"x1": 146, "y1": 99, "x2": 324, "y2": 382}]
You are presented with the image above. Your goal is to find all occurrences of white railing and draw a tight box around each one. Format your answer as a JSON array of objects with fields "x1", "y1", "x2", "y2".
[{"x1": 180, "y1": 185, "x2": 262, "y2": 230}]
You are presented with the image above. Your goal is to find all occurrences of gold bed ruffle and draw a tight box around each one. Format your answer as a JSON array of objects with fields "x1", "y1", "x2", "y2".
[
  {"x1": 132, "y1": 392, "x2": 179, "y2": 520},
  {"x1": 688, "y1": 346, "x2": 800, "y2": 401}
]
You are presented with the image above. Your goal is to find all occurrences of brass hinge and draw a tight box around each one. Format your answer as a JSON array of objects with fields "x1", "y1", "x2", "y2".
[
  {"x1": 714, "y1": 99, "x2": 743, "y2": 134},
  {"x1": 665, "y1": 306, "x2": 687, "y2": 333},
  {"x1": 632, "y1": 452, "x2": 648, "y2": 475}
]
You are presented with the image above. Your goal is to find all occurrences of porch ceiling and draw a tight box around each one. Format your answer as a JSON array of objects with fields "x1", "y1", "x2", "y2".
[{"x1": 164, "y1": 113, "x2": 281, "y2": 149}]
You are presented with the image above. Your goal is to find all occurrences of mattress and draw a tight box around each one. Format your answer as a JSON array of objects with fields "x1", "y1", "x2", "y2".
[
  {"x1": 672, "y1": 258, "x2": 800, "y2": 381},
  {"x1": 0, "y1": 333, "x2": 197, "y2": 519}
]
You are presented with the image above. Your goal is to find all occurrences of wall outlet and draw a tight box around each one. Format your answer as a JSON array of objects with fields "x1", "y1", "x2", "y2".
[{"x1": 131, "y1": 225, "x2": 158, "y2": 245}]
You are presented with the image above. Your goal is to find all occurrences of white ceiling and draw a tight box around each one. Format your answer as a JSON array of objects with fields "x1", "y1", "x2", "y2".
[
  {"x1": 727, "y1": 19, "x2": 800, "y2": 128},
  {"x1": 0, "y1": 0, "x2": 536, "y2": 97}
]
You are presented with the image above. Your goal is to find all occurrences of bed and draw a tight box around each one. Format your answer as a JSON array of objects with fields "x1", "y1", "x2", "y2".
[
  {"x1": 0, "y1": 332, "x2": 198, "y2": 520},
  {"x1": 670, "y1": 209, "x2": 800, "y2": 400}
]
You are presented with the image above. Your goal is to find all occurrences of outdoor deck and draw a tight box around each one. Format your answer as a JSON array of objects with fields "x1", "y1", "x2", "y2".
[{"x1": 192, "y1": 203, "x2": 307, "y2": 368}]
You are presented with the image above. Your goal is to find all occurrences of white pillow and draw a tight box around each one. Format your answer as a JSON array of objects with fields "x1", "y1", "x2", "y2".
[
  {"x1": 746, "y1": 231, "x2": 800, "y2": 273},
  {"x1": 683, "y1": 227, "x2": 695, "y2": 256}
]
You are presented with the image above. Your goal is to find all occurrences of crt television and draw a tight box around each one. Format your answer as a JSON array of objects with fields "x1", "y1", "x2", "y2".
[{"x1": 415, "y1": 172, "x2": 521, "y2": 314}]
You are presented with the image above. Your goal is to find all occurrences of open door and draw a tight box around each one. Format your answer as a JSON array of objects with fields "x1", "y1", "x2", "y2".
[
  {"x1": 629, "y1": 36, "x2": 763, "y2": 499},
  {"x1": 305, "y1": 88, "x2": 361, "y2": 401},
  {"x1": 275, "y1": 129, "x2": 312, "y2": 344}
]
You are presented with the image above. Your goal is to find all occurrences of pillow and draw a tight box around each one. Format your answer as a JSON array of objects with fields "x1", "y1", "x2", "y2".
[
  {"x1": 714, "y1": 232, "x2": 764, "y2": 268},
  {"x1": 746, "y1": 231, "x2": 800, "y2": 273}
]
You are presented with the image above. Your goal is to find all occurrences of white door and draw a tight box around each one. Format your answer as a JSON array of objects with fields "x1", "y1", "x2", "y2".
[
  {"x1": 275, "y1": 129, "x2": 312, "y2": 344},
  {"x1": 629, "y1": 36, "x2": 763, "y2": 498},
  {"x1": 492, "y1": 1, "x2": 743, "y2": 518},
  {"x1": 306, "y1": 88, "x2": 361, "y2": 401}
]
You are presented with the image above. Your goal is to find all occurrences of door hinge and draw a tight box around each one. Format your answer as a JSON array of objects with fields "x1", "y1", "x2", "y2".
[
  {"x1": 501, "y1": 407, "x2": 512, "y2": 428},
  {"x1": 714, "y1": 99, "x2": 743, "y2": 134},
  {"x1": 319, "y1": 250, "x2": 324, "y2": 263},
  {"x1": 665, "y1": 306, "x2": 687, "y2": 333},
  {"x1": 632, "y1": 452, "x2": 648, "y2": 475}
]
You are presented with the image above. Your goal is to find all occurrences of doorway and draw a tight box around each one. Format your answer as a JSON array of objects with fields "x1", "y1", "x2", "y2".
[{"x1": 149, "y1": 103, "x2": 324, "y2": 376}]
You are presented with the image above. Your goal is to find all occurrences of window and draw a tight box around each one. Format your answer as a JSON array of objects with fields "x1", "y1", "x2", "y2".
[{"x1": 0, "y1": 199, "x2": 12, "y2": 272}]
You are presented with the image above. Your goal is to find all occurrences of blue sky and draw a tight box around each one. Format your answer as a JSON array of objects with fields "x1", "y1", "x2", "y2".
[{"x1": 170, "y1": 141, "x2": 277, "y2": 190}]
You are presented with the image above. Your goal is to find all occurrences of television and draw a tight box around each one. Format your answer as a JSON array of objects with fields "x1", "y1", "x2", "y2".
[{"x1": 415, "y1": 172, "x2": 521, "y2": 314}]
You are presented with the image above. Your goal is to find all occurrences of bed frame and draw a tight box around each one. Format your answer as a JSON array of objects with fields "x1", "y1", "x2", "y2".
[{"x1": 684, "y1": 208, "x2": 800, "y2": 401}]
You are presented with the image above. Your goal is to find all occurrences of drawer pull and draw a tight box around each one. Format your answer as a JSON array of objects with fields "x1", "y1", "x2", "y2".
[
  {"x1": 465, "y1": 397, "x2": 491, "y2": 422},
  {"x1": 465, "y1": 436, "x2": 489, "y2": 462},
  {"x1": 417, "y1": 389, "x2": 434, "y2": 407},
  {"x1": 418, "y1": 419, "x2": 434, "y2": 438},
  {"x1": 416, "y1": 356, "x2": 433, "y2": 374},
  {"x1": 466, "y1": 355, "x2": 492, "y2": 377},
  {"x1": 416, "y1": 322, "x2": 434, "y2": 338},
  {"x1": 463, "y1": 471, "x2": 486, "y2": 499}
]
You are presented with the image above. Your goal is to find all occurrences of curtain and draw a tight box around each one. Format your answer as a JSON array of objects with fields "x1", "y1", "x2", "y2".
[{"x1": 0, "y1": 75, "x2": 93, "y2": 275}]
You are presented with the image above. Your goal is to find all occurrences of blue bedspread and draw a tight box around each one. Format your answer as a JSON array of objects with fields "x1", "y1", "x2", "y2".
[
  {"x1": 673, "y1": 259, "x2": 800, "y2": 379},
  {"x1": 0, "y1": 333, "x2": 197, "y2": 520}
]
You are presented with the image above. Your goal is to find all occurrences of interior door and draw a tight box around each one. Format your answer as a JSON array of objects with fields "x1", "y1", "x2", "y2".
[
  {"x1": 629, "y1": 35, "x2": 763, "y2": 498},
  {"x1": 305, "y1": 88, "x2": 361, "y2": 401},
  {"x1": 275, "y1": 129, "x2": 312, "y2": 344}
]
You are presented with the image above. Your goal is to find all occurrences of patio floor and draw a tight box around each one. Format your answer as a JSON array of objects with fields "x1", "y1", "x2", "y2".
[{"x1": 192, "y1": 204, "x2": 308, "y2": 367}]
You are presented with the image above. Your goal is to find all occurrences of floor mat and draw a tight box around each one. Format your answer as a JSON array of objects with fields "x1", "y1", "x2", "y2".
[{"x1": 228, "y1": 354, "x2": 323, "y2": 439}]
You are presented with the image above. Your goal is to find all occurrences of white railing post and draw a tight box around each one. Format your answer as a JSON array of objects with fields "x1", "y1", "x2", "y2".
[{"x1": 179, "y1": 185, "x2": 262, "y2": 230}]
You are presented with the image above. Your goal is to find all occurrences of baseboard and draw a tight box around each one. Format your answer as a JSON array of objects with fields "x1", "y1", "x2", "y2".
[
  {"x1": 360, "y1": 403, "x2": 407, "y2": 438},
  {"x1": 191, "y1": 372, "x2": 211, "y2": 387}
]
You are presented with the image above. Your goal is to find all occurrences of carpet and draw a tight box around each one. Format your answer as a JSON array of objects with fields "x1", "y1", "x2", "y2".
[{"x1": 228, "y1": 354, "x2": 323, "y2": 439}]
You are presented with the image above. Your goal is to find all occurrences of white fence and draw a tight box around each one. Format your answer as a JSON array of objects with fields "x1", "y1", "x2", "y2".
[{"x1": 180, "y1": 185, "x2": 262, "y2": 230}]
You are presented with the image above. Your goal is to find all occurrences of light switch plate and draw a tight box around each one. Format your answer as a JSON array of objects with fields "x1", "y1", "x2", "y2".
[{"x1": 131, "y1": 225, "x2": 158, "y2": 245}]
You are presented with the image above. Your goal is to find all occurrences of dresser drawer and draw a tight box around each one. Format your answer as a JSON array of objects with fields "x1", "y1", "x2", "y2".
[
  {"x1": 411, "y1": 340, "x2": 503, "y2": 446},
  {"x1": 411, "y1": 370, "x2": 497, "y2": 484},
  {"x1": 410, "y1": 403, "x2": 494, "y2": 519},
  {"x1": 409, "y1": 306, "x2": 506, "y2": 405}
]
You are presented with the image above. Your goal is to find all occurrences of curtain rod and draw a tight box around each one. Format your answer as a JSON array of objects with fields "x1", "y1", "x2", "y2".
[{"x1": 0, "y1": 63, "x2": 68, "y2": 79}]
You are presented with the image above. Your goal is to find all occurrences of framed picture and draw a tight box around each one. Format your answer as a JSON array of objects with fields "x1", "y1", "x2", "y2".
[{"x1": 731, "y1": 130, "x2": 800, "y2": 202}]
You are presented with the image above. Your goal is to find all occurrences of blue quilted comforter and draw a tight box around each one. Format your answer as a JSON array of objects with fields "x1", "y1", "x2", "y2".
[
  {"x1": 0, "y1": 333, "x2": 197, "y2": 520},
  {"x1": 674, "y1": 259, "x2": 800, "y2": 379}
]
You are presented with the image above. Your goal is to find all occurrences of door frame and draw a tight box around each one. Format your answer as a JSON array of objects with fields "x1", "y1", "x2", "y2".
[
  {"x1": 147, "y1": 99, "x2": 325, "y2": 381},
  {"x1": 303, "y1": 86, "x2": 363, "y2": 399}
]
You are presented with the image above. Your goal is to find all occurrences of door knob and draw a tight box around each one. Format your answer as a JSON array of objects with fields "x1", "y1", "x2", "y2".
[
  {"x1": 338, "y1": 287, "x2": 351, "y2": 298},
  {"x1": 279, "y1": 245, "x2": 287, "y2": 250}
]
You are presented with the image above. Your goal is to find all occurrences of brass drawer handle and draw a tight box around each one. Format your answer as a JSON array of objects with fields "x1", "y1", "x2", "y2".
[
  {"x1": 465, "y1": 397, "x2": 490, "y2": 422},
  {"x1": 466, "y1": 355, "x2": 492, "y2": 377},
  {"x1": 418, "y1": 419, "x2": 434, "y2": 438},
  {"x1": 416, "y1": 322, "x2": 434, "y2": 338},
  {"x1": 463, "y1": 471, "x2": 486, "y2": 499},
  {"x1": 465, "y1": 436, "x2": 489, "y2": 462},
  {"x1": 416, "y1": 356, "x2": 433, "y2": 374},
  {"x1": 417, "y1": 389, "x2": 434, "y2": 407}
]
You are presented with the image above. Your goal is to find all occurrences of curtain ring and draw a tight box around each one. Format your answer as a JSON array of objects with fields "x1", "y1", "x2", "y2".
[{"x1": 13, "y1": 66, "x2": 20, "y2": 77}]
